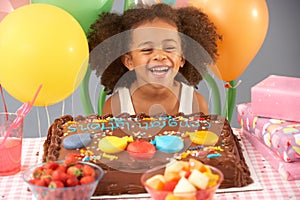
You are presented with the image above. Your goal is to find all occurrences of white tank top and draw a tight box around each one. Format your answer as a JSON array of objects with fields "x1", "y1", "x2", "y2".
[{"x1": 117, "y1": 83, "x2": 194, "y2": 115}]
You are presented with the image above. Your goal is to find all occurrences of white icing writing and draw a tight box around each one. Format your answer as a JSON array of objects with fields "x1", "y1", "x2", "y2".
[{"x1": 67, "y1": 119, "x2": 211, "y2": 133}]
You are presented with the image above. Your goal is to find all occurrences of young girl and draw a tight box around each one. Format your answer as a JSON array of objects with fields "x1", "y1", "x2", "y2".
[{"x1": 88, "y1": 3, "x2": 220, "y2": 116}]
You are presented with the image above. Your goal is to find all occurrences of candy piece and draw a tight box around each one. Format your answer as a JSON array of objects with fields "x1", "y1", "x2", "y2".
[
  {"x1": 127, "y1": 140, "x2": 156, "y2": 159},
  {"x1": 151, "y1": 135, "x2": 184, "y2": 153},
  {"x1": 62, "y1": 133, "x2": 93, "y2": 149},
  {"x1": 186, "y1": 131, "x2": 219, "y2": 145},
  {"x1": 98, "y1": 136, "x2": 133, "y2": 154}
]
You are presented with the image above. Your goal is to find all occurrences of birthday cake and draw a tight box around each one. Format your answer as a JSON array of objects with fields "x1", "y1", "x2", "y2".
[{"x1": 42, "y1": 113, "x2": 253, "y2": 196}]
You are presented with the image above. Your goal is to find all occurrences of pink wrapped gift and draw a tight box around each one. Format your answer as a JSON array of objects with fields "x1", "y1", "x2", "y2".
[
  {"x1": 251, "y1": 75, "x2": 300, "y2": 122},
  {"x1": 242, "y1": 129, "x2": 300, "y2": 180},
  {"x1": 237, "y1": 103, "x2": 300, "y2": 162}
]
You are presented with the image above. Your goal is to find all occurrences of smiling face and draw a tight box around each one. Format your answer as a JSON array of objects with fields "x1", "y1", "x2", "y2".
[{"x1": 122, "y1": 18, "x2": 185, "y2": 88}]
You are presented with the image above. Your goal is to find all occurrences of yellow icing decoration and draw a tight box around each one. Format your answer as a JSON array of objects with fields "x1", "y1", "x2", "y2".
[
  {"x1": 98, "y1": 136, "x2": 133, "y2": 154},
  {"x1": 102, "y1": 153, "x2": 118, "y2": 160},
  {"x1": 186, "y1": 131, "x2": 219, "y2": 145}
]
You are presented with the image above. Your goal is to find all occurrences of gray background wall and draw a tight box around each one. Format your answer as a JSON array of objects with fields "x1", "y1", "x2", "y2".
[{"x1": 1, "y1": 0, "x2": 300, "y2": 138}]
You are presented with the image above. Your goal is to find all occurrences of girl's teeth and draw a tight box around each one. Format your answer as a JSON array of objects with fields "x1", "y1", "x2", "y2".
[{"x1": 150, "y1": 67, "x2": 169, "y2": 72}]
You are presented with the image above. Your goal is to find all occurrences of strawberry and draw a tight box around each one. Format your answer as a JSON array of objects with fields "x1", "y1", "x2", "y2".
[
  {"x1": 67, "y1": 166, "x2": 82, "y2": 177},
  {"x1": 43, "y1": 168, "x2": 54, "y2": 176},
  {"x1": 52, "y1": 170, "x2": 68, "y2": 182},
  {"x1": 74, "y1": 163, "x2": 84, "y2": 169},
  {"x1": 80, "y1": 175, "x2": 95, "y2": 185},
  {"x1": 33, "y1": 166, "x2": 44, "y2": 179},
  {"x1": 56, "y1": 164, "x2": 67, "y2": 172},
  {"x1": 48, "y1": 180, "x2": 64, "y2": 188},
  {"x1": 65, "y1": 175, "x2": 79, "y2": 187},
  {"x1": 41, "y1": 175, "x2": 52, "y2": 186},
  {"x1": 43, "y1": 161, "x2": 59, "y2": 170},
  {"x1": 82, "y1": 164, "x2": 95, "y2": 177},
  {"x1": 64, "y1": 154, "x2": 78, "y2": 166},
  {"x1": 35, "y1": 179, "x2": 47, "y2": 187},
  {"x1": 28, "y1": 179, "x2": 39, "y2": 185}
]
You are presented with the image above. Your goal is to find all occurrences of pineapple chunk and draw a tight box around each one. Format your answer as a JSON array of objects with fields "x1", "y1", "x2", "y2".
[
  {"x1": 188, "y1": 158, "x2": 204, "y2": 171},
  {"x1": 173, "y1": 177, "x2": 196, "y2": 198},
  {"x1": 188, "y1": 169, "x2": 209, "y2": 190},
  {"x1": 145, "y1": 174, "x2": 165, "y2": 190},
  {"x1": 204, "y1": 171, "x2": 219, "y2": 187}
]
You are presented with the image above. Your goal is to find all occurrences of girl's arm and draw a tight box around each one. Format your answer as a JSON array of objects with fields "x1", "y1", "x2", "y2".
[{"x1": 193, "y1": 92, "x2": 208, "y2": 115}]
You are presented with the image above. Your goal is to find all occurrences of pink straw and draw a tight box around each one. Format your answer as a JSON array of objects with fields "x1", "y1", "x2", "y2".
[
  {"x1": 0, "y1": 84, "x2": 42, "y2": 146},
  {"x1": 0, "y1": 84, "x2": 8, "y2": 120}
]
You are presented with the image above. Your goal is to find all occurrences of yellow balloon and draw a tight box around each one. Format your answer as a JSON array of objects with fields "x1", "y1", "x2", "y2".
[{"x1": 0, "y1": 4, "x2": 89, "y2": 106}]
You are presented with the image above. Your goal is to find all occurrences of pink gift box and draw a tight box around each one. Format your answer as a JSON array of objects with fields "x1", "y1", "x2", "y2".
[
  {"x1": 242, "y1": 129, "x2": 300, "y2": 181},
  {"x1": 251, "y1": 75, "x2": 300, "y2": 122},
  {"x1": 237, "y1": 103, "x2": 300, "y2": 162}
]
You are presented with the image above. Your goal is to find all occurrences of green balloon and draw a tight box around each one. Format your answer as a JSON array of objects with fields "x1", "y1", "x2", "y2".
[{"x1": 31, "y1": 0, "x2": 114, "y2": 34}]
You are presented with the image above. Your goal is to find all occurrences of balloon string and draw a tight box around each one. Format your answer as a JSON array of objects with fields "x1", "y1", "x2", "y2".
[
  {"x1": 62, "y1": 99, "x2": 65, "y2": 116},
  {"x1": 204, "y1": 73, "x2": 221, "y2": 115},
  {"x1": 36, "y1": 107, "x2": 42, "y2": 138},
  {"x1": 222, "y1": 80, "x2": 241, "y2": 123},
  {"x1": 0, "y1": 84, "x2": 8, "y2": 120},
  {"x1": 45, "y1": 106, "x2": 50, "y2": 133}
]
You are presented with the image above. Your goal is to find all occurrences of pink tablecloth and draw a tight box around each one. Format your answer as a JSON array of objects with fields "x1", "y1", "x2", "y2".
[{"x1": 1, "y1": 132, "x2": 300, "y2": 200}]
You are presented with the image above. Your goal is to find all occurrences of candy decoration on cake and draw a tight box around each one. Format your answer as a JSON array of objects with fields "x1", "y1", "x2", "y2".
[
  {"x1": 127, "y1": 140, "x2": 156, "y2": 159},
  {"x1": 185, "y1": 131, "x2": 219, "y2": 146},
  {"x1": 62, "y1": 133, "x2": 93, "y2": 150},
  {"x1": 151, "y1": 135, "x2": 184, "y2": 153},
  {"x1": 98, "y1": 136, "x2": 133, "y2": 154}
]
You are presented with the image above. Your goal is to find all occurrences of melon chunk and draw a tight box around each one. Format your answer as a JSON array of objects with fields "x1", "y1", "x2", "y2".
[
  {"x1": 145, "y1": 174, "x2": 165, "y2": 190},
  {"x1": 173, "y1": 177, "x2": 196, "y2": 197},
  {"x1": 164, "y1": 160, "x2": 189, "y2": 181},
  {"x1": 188, "y1": 169, "x2": 209, "y2": 190}
]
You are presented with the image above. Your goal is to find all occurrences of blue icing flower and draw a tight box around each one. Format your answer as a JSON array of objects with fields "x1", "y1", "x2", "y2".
[
  {"x1": 161, "y1": 0, "x2": 176, "y2": 6},
  {"x1": 62, "y1": 133, "x2": 93, "y2": 149},
  {"x1": 151, "y1": 135, "x2": 184, "y2": 153}
]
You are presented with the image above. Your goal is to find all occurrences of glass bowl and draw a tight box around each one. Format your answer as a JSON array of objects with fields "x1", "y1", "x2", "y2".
[
  {"x1": 23, "y1": 161, "x2": 104, "y2": 200},
  {"x1": 141, "y1": 164, "x2": 223, "y2": 200}
]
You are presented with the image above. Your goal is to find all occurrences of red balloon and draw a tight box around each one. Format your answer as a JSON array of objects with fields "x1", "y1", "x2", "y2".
[{"x1": 178, "y1": 0, "x2": 269, "y2": 81}]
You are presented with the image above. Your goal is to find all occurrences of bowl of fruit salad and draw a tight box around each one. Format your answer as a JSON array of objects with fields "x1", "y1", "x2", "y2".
[
  {"x1": 141, "y1": 158, "x2": 223, "y2": 200},
  {"x1": 23, "y1": 154, "x2": 104, "y2": 200}
]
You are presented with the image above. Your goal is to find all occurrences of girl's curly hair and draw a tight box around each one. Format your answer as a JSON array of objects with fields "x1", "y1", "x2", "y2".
[{"x1": 88, "y1": 3, "x2": 221, "y2": 95}]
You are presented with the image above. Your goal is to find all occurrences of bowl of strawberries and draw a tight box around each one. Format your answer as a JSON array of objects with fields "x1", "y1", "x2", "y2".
[
  {"x1": 141, "y1": 158, "x2": 223, "y2": 200},
  {"x1": 23, "y1": 154, "x2": 104, "y2": 200}
]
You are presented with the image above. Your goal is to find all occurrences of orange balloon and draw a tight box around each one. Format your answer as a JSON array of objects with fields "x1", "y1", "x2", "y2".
[{"x1": 188, "y1": 0, "x2": 269, "y2": 81}]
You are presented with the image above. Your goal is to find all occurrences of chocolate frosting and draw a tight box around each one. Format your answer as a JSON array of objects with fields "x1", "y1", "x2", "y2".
[{"x1": 43, "y1": 113, "x2": 253, "y2": 196}]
